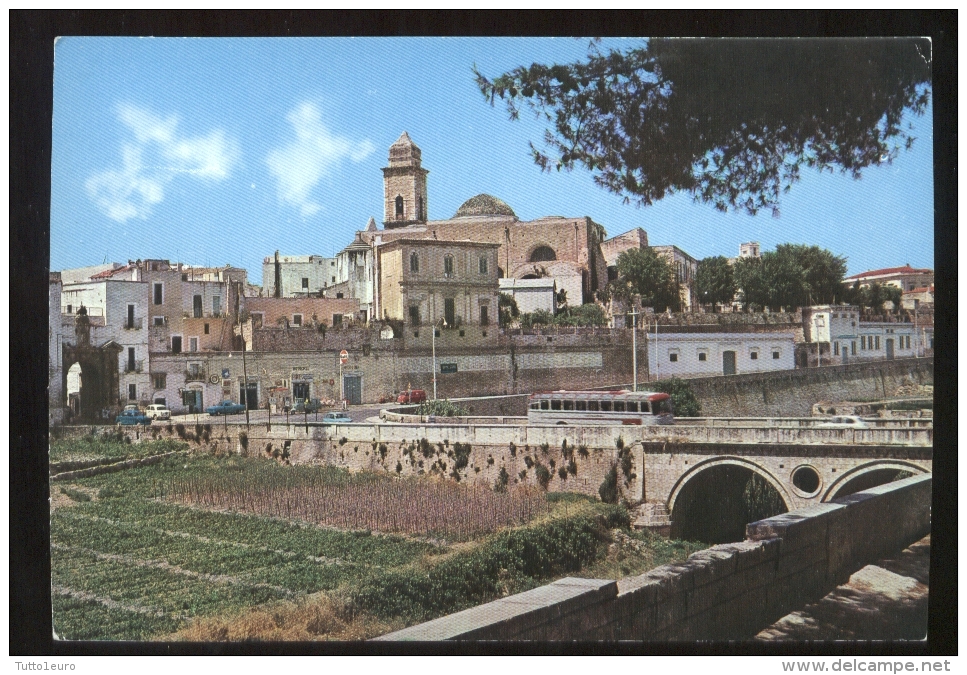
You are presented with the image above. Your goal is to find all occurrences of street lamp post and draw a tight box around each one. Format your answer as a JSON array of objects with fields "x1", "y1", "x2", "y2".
[
  {"x1": 431, "y1": 318, "x2": 446, "y2": 400},
  {"x1": 629, "y1": 308, "x2": 639, "y2": 391}
]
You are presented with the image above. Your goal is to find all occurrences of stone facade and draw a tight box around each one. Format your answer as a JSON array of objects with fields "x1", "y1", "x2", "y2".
[
  {"x1": 382, "y1": 131, "x2": 428, "y2": 228},
  {"x1": 243, "y1": 296, "x2": 360, "y2": 331},
  {"x1": 376, "y1": 238, "x2": 500, "y2": 329},
  {"x1": 499, "y1": 277, "x2": 557, "y2": 315}
]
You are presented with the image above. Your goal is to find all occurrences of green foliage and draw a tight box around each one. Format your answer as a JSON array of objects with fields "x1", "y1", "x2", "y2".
[
  {"x1": 417, "y1": 399, "x2": 469, "y2": 417},
  {"x1": 611, "y1": 247, "x2": 680, "y2": 312},
  {"x1": 348, "y1": 515, "x2": 605, "y2": 622},
  {"x1": 475, "y1": 39, "x2": 930, "y2": 216},
  {"x1": 494, "y1": 467, "x2": 510, "y2": 493},
  {"x1": 696, "y1": 256, "x2": 737, "y2": 310},
  {"x1": 498, "y1": 292, "x2": 520, "y2": 327},
  {"x1": 553, "y1": 303, "x2": 608, "y2": 327},
  {"x1": 844, "y1": 281, "x2": 903, "y2": 312},
  {"x1": 534, "y1": 464, "x2": 552, "y2": 490},
  {"x1": 557, "y1": 467, "x2": 568, "y2": 480},
  {"x1": 651, "y1": 378, "x2": 701, "y2": 417},
  {"x1": 734, "y1": 244, "x2": 847, "y2": 311},
  {"x1": 577, "y1": 444, "x2": 589, "y2": 458},
  {"x1": 598, "y1": 465, "x2": 619, "y2": 504},
  {"x1": 60, "y1": 487, "x2": 91, "y2": 502},
  {"x1": 452, "y1": 443, "x2": 472, "y2": 471},
  {"x1": 49, "y1": 437, "x2": 188, "y2": 464}
]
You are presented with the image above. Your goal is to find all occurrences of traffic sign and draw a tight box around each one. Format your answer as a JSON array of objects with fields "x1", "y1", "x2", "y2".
[{"x1": 339, "y1": 350, "x2": 349, "y2": 365}]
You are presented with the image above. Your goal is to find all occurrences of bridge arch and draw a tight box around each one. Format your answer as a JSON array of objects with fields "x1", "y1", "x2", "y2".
[
  {"x1": 822, "y1": 460, "x2": 931, "y2": 502},
  {"x1": 667, "y1": 456, "x2": 793, "y2": 516}
]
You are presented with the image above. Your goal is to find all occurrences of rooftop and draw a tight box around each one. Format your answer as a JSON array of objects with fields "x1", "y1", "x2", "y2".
[
  {"x1": 844, "y1": 265, "x2": 933, "y2": 280},
  {"x1": 453, "y1": 193, "x2": 517, "y2": 219}
]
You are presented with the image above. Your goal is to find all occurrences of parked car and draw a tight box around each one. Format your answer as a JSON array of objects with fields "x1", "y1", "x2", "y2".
[
  {"x1": 145, "y1": 404, "x2": 171, "y2": 420},
  {"x1": 116, "y1": 409, "x2": 151, "y2": 426},
  {"x1": 123, "y1": 403, "x2": 141, "y2": 412},
  {"x1": 397, "y1": 389, "x2": 428, "y2": 404},
  {"x1": 815, "y1": 415, "x2": 871, "y2": 429},
  {"x1": 292, "y1": 398, "x2": 324, "y2": 414},
  {"x1": 206, "y1": 400, "x2": 246, "y2": 416},
  {"x1": 322, "y1": 412, "x2": 353, "y2": 424}
]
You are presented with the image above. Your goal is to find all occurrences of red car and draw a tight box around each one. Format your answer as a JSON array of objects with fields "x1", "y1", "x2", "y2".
[{"x1": 397, "y1": 389, "x2": 428, "y2": 404}]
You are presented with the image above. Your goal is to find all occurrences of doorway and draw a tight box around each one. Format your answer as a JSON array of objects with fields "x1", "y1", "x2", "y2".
[
  {"x1": 183, "y1": 389, "x2": 203, "y2": 414},
  {"x1": 444, "y1": 298, "x2": 456, "y2": 327},
  {"x1": 886, "y1": 338, "x2": 895, "y2": 360},
  {"x1": 240, "y1": 382, "x2": 259, "y2": 409},
  {"x1": 723, "y1": 351, "x2": 736, "y2": 376},
  {"x1": 292, "y1": 381, "x2": 310, "y2": 403},
  {"x1": 343, "y1": 374, "x2": 362, "y2": 405}
]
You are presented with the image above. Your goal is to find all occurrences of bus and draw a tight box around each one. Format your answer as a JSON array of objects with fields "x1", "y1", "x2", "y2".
[{"x1": 527, "y1": 390, "x2": 675, "y2": 426}]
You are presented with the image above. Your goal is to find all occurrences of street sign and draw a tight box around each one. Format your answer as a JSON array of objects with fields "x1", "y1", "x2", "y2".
[
  {"x1": 339, "y1": 350, "x2": 349, "y2": 365},
  {"x1": 440, "y1": 363, "x2": 458, "y2": 374},
  {"x1": 222, "y1": 369, "x2": 230, "y2": 378}
]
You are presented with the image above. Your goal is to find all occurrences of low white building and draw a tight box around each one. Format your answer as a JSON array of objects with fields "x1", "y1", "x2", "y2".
[
  {"x1": 803, "y1": 305, "x2": 924, "y2": 362},
  {"x1": 647, "y1": 332, "x2": 796, "y2": 379},
  {"x1": 498, "y1": 277, "x2": 557, "y2": 315}
]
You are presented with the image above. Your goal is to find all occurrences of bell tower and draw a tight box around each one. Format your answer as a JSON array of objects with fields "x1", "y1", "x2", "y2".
[{"x1": 382, "y1": 131, "x2": 428, "y2": 229}]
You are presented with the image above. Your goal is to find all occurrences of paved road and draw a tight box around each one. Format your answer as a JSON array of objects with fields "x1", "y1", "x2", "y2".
[
  {"x1": 169, "y1": 403, "x2": 392, "y2": 425},
  {"x1": 756, "y1": 536, "x2": 929, "y2": 641}
]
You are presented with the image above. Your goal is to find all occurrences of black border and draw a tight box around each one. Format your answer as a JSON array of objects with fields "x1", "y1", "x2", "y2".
[{"x1": 11, "y1": 9, "x2": 957, "y2": 657}]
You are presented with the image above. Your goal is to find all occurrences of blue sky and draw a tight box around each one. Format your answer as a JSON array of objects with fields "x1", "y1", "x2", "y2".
[{"x1": 51, "y1": 37, "x2": 934, "y2": 286}]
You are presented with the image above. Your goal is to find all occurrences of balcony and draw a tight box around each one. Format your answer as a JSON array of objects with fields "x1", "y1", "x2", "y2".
[
  {"x1": 185, "y1": 370, "x2": 208, "y2": 382},
  {"x1": 123, "y1": 317, "x2": 144, "y2": 330},
  {"x1": 124, "y1": 359, "x2": 144, "y2": 374}
]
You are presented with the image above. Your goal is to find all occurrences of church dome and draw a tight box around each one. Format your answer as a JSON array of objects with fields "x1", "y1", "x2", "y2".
[{"x1": 453, "y1": 194, "x2": 517, "y2": 219}]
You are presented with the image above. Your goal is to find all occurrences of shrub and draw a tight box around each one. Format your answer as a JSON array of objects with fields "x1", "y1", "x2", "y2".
[
  {"x1": 534, "y1": 464, "x2": 551, "y2": 490},
  {"x1": 577, "y1": 444, "x2": 589, "y2": 458},
  {"x1": 523, "y1": 455, "x2": 534, "y2": 469},
  {"x1": 558, "y1": 467, "x2": 568, "y2": 480},
  {"x1": 60, "y1": 487, "x2": 91, "y2": 502},
  {"x1": 651, "y1": 378, "x2": 702, "y2": 417},
  {"x1": 540, "y1": 442, "x2": 550, "y2": 455},
  {"x1": 494, "y1": 467, "x2": 510, "y2": 493},
  {"x1": 238, "y1": 432, "x2": 248, "y2": 451},
  {"x1": 339, "y1": 437, "x2": 348, "y2": 446},
  {"x1": 508, "y1": 442, "x2": 517, "y2": 457},
  {"x1": 452, "y1": 443, "x2": 472, "y2": 470},
  {"x1": 567, "y1": 458, "x2": 578, "y2": 476},
  {"x1": 417, "y1": 399, "x2": 469, "y2": 417},
  {"x1": 599, "y1": 465, "x2": 619, "y2": 504},
  {"x1": 395, "y1": 461, "x2": 403, "y2": 474}
]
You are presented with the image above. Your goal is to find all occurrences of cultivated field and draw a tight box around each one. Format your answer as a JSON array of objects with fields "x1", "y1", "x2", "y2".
[{"x1": 50, "y1": 439, "x2": 705, "y2": 641}]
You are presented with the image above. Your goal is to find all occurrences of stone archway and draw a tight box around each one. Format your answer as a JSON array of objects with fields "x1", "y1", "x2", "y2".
[
  {"x1": 528, "y1": 245, "x2": 557, "y2": 263},
  {"x1": 66, "y1": 362, "x2": 83, "y2": 419},
  {"x1": 667, "y1": 456, "x2": 791, "y2": 544},
  {"x1": 822, "y1": 460, "x2": 930, "y2": 502}
]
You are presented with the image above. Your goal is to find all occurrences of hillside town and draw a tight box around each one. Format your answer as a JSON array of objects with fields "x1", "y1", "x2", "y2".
[{"x1": 48, "y1": 132, "x2": 935, "y2": 424}]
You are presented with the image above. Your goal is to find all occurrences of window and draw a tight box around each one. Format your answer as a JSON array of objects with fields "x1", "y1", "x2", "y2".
[
  {"x1": 851, "y1": 341, "x2": 857, "y2": 355},
  {"x1": 332, "y1": 314, "x2": 343, "y2": 327},
  {"x1": 331, "y1": 276, "x2": 336, "y2": 283},
  {"x1": 189, "y1": 337, "x2": 198, "y2": 352},
  {"x1": 600, "y1": 400, "x2": 612, "y2": 412},
  {"x1": 640, "y1": 401, "x2": 651, "y2": 414},
  {"x1": 212, "y1": 296, "x2": 221, "y2": 317},
  {"x1": 540, "y1": 400, "x2": 549, "y2": 411},
  {"x1": 834, "y1": 342, "x2": 839, "y2": 356},
  {"x1": 293, "y1": 314, "x2": 302, "y2": 326},
  {"x1": 773, "y1": 351, "x2": 780, "y2": 359},
  {"x1": 444, "y1": 255, "x2": 454, "y2": 276},
  {"x1": 127, "y1": 304, "x2": 135, "y2": 329},
  {"x1": 479, "y1": 256, "x2": 488, "y2": 275},
  {"x1": 66, "y1": 304, "x2": 72, "y2": 314},
  {"x1": 127, "y1": 347, "x2": 136, "y2": 371},
  {"x1": 153, "y1": 373, "x2": 166, "y2": 389},
  {"x1": 193, "y1": 295, "x2": 203, "y2": 318},
  {"x1": 171, "y1": 336, "x2": 182, "y2": 354},
  {"x1": 875, "y1": 336, "x2": 881, "y2": 350},
  {"x1": 861, "y1": 336, "x2": 866, "y2": 350},
  {"x1": 563, "y1": 400, "x2": 574, "y2": 411},
  {"x1": 480, "y1": 306, "x2": 489, "y2": 326},
  {"x1": 188, "y1": 363, "x2": 200, "y2": 376},
  {"x1": 669, "y1": 353, "x2": 678, "y2": 362},
  {"x1": 698, "y1": 352, "x2": 707, "y2": 362},
  {"x1": 750, "y1": 351, "x2": 758, "y2": 360},
  {"x1": 182, "y1": 273, "x2": 188, "y2": 281},
  {"x1": 153, "y1": 283, "x2": 163, "y2": 305},
  {"x1": 410, "y1": 252, "x2": 419, "y2": 273},
  {"x1": 588, "y1": 400, "x2": 599, "y2": 412},
  {"x1": 204, "y1": 323, "x2": 210, "y2": 334},
  {"x1": 530, "y1": 401, "x2": 539, "y2": 410},
  {"x1": 128, "y1": 384, "x2": 137, "y2": 401},
  {"x1": 409, "y1": 306, "x2": 420, "y2": 326},
  {"x1": 575, "y1": 400, "x2": 587, "y2": 411},
  {"x1": 444, "y1": 298, "x2": 456, "y2": 326},
  {"x1": 153, "y1": 316, "x2": 165, "y2": 326},
  {"x1": 551, "y1": 399, "x2": 562, "y2": 411},
  {"x1": 626, "y1": 402, "x2": 638, "y2": 413},
  {"x1": 613, "y1": 401, "x2": 625, "y2": 412},
  {"x1": 395, "y1": 195, "x2": 404, "y2": 218},
  {"x1": 252, "y1": 313, "x2": 263, "y2": 328},
  {"x1": 302, "y1": 277, "x2": 309, "y2": 289},
  {"x1": 336, "y1": 293, "x2": 344, "y2": 299}
]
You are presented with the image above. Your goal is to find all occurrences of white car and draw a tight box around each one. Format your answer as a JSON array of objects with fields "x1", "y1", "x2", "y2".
[
  {"x1": 815, "y1": 415, "x2": 870, "y2": 429},
  {"x1": 145, "y1": 404, "x2": 171, "y2": 421}
]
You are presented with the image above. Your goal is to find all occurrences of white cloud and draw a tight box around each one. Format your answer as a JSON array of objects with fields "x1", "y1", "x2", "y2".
[
  {"x1": 86, "y1": 104, "x2": 238, "y2": 222},
  {"x1": 267, "y1": 102, "x2": 375, "y2": 217}
]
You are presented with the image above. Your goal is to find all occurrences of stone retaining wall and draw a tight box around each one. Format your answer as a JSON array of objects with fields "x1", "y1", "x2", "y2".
[{"x1": 375, "y1": 473, "x2": 932, "y2": 641}]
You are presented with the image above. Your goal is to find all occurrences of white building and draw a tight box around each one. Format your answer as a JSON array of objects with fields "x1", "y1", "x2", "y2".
[
  {"x1": 49, "y1": 273, "x2": 65, "y2": 424},
  {"x1": 802, "y1": 305, "x2": 925, "y2": 362},
  {"x1": 262, "y1": 251, "x2": 337, "y2": 298},
  {"x1": 61, "y1": 267, "x2": 151, "y2": 405},
  {"x1": 498, "y1": 277, "x2": 557, "y2": 315},
  {"x1": 332, "y1": 231, "x2": 376, "y2": 322},
  {"x1": 647, "y1": 332, "x2": 796, "y2": 379},
  {"x1": 843, "y1": 265, "x2": 934, "y2": 293}
]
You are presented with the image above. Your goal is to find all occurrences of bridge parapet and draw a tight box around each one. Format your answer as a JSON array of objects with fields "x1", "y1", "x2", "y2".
[{"x1": 375, "y1": 474, "x2": 932, "y2": 641}]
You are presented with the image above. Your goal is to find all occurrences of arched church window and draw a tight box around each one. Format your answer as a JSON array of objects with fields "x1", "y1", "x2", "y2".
[
  {"x1": 529, "y1": 245, "x2": 557, "y2": 262},
  {"x1": 410, "y1": 252, "x2": 419, "y2": 273},
  {"x1": 395, "y1": 195, "x2": 404, "y2": 219}
]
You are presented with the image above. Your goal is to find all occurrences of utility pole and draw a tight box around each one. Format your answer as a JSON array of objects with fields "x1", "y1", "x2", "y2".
[
  {"x1": 431, "y1": 320, "x2": 437, "y2": 401},
  {"x1": 629, "y1": 307, "x2": 639, "y2": 391}
]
